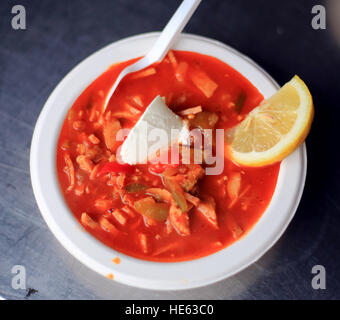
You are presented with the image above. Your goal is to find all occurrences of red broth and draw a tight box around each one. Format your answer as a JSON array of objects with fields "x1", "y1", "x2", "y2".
[{"x1": 56, "y1": 51, "x2": 280, "y2": 262}]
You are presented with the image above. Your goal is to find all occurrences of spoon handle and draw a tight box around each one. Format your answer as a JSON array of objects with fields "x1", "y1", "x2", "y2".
[
  {"x1": 146, "y1": 0, "x2": 201, "y2": 63},
  {"x1": 103, "y1": 0, "x2": 201, "y2": 112}
]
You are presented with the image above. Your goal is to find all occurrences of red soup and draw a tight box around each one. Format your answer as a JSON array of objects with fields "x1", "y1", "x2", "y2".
[{"x1": 56, "y1": 51, "x2": 280, "y2": 262}]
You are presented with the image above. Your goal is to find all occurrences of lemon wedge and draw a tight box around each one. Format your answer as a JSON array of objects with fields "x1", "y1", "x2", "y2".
[{"x1": 226, "y1": 75, "x2": 314, "y2": 166}]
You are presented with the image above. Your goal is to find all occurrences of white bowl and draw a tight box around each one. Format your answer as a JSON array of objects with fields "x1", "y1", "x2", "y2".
[{"x1": 30, "y1": 32, "x2": 306, "y2": 290}]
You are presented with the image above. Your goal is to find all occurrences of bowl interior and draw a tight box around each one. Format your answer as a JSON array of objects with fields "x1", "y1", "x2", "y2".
[{"x1": 30, "y1": 32, "x2": 306, "y2": 290}]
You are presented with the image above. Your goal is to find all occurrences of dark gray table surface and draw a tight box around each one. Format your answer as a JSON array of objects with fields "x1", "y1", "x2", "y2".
[{"x1": 0, "y1": 0, "x2": 339, "y2": 300}]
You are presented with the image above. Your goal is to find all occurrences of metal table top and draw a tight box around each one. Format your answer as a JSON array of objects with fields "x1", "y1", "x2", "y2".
[{"x1": 0, "y1": 0, "x2": 339, "y2": 299}]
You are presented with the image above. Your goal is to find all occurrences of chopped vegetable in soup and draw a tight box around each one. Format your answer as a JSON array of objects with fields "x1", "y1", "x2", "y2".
[{"x1": 57, "y1": 51, "x2": 280, "y2": 262}]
